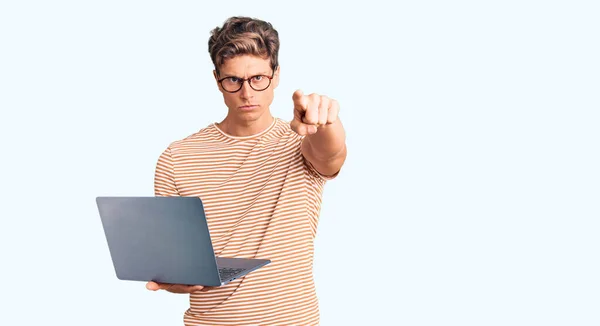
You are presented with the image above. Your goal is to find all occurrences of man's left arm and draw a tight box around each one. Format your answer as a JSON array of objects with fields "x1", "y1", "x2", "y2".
[{"x1": 290, "y1": 90, "x2": 347, "y2": 177}]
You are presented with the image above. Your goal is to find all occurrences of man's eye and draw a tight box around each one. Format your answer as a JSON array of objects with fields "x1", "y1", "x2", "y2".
[
  {"x1": 227, "y1": 77, "x2": 241, "y2": 83},
  {"x1": 252, "y1": 76, "x2": 263, "y2": 81}
]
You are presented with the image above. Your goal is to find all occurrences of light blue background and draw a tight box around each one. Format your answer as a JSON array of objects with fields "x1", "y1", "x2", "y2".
[{"x1": 1, "y1": 1, "x2": 598, "y2": 325}]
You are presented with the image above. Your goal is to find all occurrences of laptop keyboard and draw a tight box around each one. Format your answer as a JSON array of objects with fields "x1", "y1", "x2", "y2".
[{"x1": 219, "y1": 267, "x2": 246, "y2": 281}]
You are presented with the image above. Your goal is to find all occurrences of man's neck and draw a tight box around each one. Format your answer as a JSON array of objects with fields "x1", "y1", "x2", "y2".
[{"x1": 217, "y1": 113, "x2": 275, "y2": 137}]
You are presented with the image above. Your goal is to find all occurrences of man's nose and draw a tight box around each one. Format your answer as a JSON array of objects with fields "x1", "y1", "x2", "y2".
[{"x1": 240, "y1": 81, "x2": 254, "y2": 99}]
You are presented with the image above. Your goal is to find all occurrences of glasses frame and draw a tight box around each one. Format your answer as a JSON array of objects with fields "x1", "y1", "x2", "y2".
[{"x1": 217, "y1": 67, "x2": 277, "y2": 93}]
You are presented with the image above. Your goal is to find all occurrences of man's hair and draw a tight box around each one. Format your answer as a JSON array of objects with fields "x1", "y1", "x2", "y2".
[{"x1": 208, "y1": 16, "x2": 280, "y2": 76}]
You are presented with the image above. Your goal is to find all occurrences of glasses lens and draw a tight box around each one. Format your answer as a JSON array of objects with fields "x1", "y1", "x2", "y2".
[
  {"x1": 250, "y1": 75, "x2": 271, "y2": 91},
  {"x1": 221, "y1": 78, "x2": 242, "y2": 92}
]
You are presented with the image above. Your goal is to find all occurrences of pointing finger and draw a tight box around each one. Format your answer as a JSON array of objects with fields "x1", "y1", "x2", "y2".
[{"x1": 292, "y1": 89, "x2": 307, "y2": 111}]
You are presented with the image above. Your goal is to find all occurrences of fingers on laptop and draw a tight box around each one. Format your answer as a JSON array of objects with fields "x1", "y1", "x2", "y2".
[
  {"x1": 145, "y1": 281, "x2": 159, "y2": 291},
  {"x1": 146, "y1": 281, "x2": 207, "y2": 293}
]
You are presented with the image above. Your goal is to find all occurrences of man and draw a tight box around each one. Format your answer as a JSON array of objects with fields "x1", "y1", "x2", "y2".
[{"x1": 146, "y1": 16, "x2": 347, "y2": 325}]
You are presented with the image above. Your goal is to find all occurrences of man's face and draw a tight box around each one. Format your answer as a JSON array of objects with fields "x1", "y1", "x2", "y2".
[{"x1": 214, "y1": 55, "x2": 280, "y2": 123}]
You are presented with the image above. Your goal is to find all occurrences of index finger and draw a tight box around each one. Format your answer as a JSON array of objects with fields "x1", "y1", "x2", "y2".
[{"x1": 292, "y1": 89, "x2": 307, "y2": 110}]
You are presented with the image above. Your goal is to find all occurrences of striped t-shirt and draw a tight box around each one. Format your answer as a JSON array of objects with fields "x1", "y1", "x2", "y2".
[{"x1": 153, "y1": 117, "x2": 338, "y2": 325}]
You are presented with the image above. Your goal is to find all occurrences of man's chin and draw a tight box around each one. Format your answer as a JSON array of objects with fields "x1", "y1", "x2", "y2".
[{"x1": 234, "y1": 111, "x2": 264, "y2": 123}]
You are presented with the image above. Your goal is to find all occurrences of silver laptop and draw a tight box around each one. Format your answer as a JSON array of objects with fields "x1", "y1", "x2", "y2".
[{"x1": 95, "y1": 196, "x2": 271, "y2": 286}]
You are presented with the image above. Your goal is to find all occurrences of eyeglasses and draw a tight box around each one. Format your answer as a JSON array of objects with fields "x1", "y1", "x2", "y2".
[{"x1": 217, "y1": 69, "x2": 276, "y2": 93}]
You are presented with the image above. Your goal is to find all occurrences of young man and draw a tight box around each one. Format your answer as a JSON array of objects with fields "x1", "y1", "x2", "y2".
[{"x1": 146, "y1": 16, "x2": 347, "y2": 325}]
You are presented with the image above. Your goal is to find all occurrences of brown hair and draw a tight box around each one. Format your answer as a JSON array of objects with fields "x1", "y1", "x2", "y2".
[{"x1": 208, "y1": 16, "x2": 280, "y2": 75}]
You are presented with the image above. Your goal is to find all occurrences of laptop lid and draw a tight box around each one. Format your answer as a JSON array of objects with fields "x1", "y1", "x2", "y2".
[{"x1": 96, "y1": 196, "x2": 222, "y2": 286}]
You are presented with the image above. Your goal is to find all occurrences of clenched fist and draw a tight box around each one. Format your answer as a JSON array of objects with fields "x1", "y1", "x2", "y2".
[{"x1": 290, "y1": 89, "x2": 340, "y2": 136}]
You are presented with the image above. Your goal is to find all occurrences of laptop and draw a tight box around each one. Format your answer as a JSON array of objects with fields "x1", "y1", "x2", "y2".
[{"x1": 95, "y1": 196, "x2": 271, "y2": 286}]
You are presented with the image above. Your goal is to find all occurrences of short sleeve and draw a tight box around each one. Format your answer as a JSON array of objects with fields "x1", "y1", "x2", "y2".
[{"x1": 154, "y1": 146, "x2": 180, "y2": 197}]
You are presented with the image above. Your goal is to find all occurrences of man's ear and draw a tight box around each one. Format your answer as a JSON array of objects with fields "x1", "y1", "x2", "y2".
[
  {"x1": 273, "y1": 65, "x2": 281, "y2": 88},
  {"x1": 213, "y1": 69, "x2": 223, "y2": 91}
]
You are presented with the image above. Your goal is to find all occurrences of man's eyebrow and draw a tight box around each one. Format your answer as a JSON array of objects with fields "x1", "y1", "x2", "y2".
[
  {"x1": 220, "y1": 71, "x2": 270, "y2": 78},
  {"x1": 219, "y1": 73, "x2": 239, "y2": 78}
]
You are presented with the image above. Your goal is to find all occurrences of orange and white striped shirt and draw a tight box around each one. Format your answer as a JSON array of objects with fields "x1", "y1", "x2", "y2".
[{"x1": 154, "y1": 117, "x2": 338, "y2": 326}]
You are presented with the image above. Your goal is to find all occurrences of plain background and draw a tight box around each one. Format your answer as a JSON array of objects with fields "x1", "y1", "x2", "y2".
[{"x1": 1, "y1": 1, "x2": 599, "y2": 325}]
